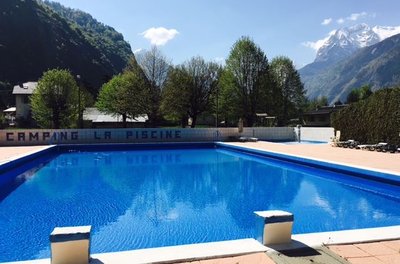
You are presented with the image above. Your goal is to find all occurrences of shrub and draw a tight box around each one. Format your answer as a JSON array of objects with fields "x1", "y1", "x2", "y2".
[{"x1": 332, "y1": 87, "x2": 400, "y2": 145}]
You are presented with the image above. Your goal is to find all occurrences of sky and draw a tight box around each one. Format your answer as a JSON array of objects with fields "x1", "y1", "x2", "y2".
[{"x1": 53, "y1": 0, "x2": 400, "y2": 68}]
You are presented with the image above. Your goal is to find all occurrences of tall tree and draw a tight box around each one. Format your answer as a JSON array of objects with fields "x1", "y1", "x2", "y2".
[
  {"x1": 346, "y1": 89, "x2": 360, "y2": 104},
  {"x1": 346, "y1": 85, "x2": 373, "y2": 104},
  {"x1": 96, "y1": 68, "x2": 150, "y2": 128},
  {"x1": 31, "y1": 69, "x2": 79, "y2": 128},
  {"x1": 222, "y1": 36, "x2": 271, "y2": 126},
  {"x1": 305, "y1": 96, "x2": 328, "y2": 111},
  {"x1": 161, "y1": 57, "x2": 220, "y2": 127},
  {"x1": 270, "y1": 56, "x2": 306, "y2": 125},
  {"x1": 160, "y1": 67, "x2": 191, "y2": 127},
  {"x1": 136, "y1": 46, "x2": 171, "y2": 126}
]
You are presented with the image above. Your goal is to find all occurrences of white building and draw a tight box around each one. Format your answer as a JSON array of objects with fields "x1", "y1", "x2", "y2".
[
  {"x1": 12, "y1": 82, "x2": 38, "y2": 119},
  {"x1": 83, "y1": 107, "x2": 148, "y2": 128},
  {"x1": 3, "y1": 107, "x2": 16, "y2": 126}
]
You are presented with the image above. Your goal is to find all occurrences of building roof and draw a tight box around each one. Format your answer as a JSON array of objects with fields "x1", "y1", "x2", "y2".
[
  {"x1": 303, "y1": 104, "x2": 348, "y2": 116},
  {"x1": 256, "y1": 113, "x2": 276, "y2": 119},
  {"x1": 12, "y1": 82, "x2": 38, "y2": 95},
  {"x1": 83, "y1": 107, "x2": 148, "y2": 123},
  {"x1": 3, "y1": 107, "x2": 16, "y2": 113}
]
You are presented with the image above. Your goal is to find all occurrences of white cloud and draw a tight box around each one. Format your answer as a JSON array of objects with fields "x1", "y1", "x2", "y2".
[
  {"x1": 348, "y1": 12, "x2": 367, "y2": 21},
  {"x1": 334, "y1": 12, "x2": 369, "y2": 25},
  {"x1": 337, "y1": 18, "x2": 345, "y2": 24},
  {"x1": 141, "y1": 27, "x2": 179, "y2": 46},
  {"x1": 133, "y1": 48, "x2": 143, "y2": 54},
  {"x1": 321, "y1": 18, "x2": 332, "y2": 26},
  {"x1": 302, "y1": 30, "x2": 336, "y2": 52}
]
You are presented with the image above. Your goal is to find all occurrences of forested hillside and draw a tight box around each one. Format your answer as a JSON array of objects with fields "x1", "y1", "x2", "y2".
[
  {"x1": 0, "y1": 0, "x2": 133, "y2": 108},
  {"x1": 41, "y1": 0, "x2": 132, "y2": 71}
]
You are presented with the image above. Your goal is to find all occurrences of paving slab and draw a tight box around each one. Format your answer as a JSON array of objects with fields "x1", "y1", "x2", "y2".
[
  {"x1": 267, "y1": 246, "x2": 350, "y2": 264},
  {"x1": 329, "y1": 240, "x2": 400, "y2": 264}
]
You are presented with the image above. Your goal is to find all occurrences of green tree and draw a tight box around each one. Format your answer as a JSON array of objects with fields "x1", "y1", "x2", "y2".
[
  {"x1": 359, "y1": 85, "x2": 373, "y2": 100},
  {"x1": 136, "y1": 46, "x2": 171, "y2": 126},
  {"x1": 346, "y1": 90, "x2": 360, "y2": 104},
  {"x1": 31, "y1": 69, "x2": 79, "y2": 128},
  {"x1": 305, "y1": 96, "x2": 328, "y2": 112},
  {"x1": 161, "y1": 67, "x2": 191, "y2": 127},
  {"x1": 270, "y1": 56, "x2": 306, "y2": 125},
  {"x1": 221, "y1": 36, "x2": 271, "y2": 126},
  {"x1": 0, "y1": 81, "x2": 13, "y2": 110},
  {"x1": 333, "y1": 87, "x2": 400, "y2": 144},
  {"x1": 96, "y1": 68, "x2": 150, "y2": 128},
  {"x1": 161, "y1": 57, "x2": 220, "y2": 128},
  {"x1": 346, "y1": 85, "x2": 373, "y2": 104}
]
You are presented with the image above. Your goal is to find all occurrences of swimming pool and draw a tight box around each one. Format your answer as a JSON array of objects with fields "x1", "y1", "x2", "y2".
[{"x1": 0, "y1": 143, "x2": 399, "y2": 262}]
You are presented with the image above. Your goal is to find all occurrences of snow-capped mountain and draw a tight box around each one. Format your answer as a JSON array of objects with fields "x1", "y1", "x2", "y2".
[
  {"x1": 315, "y1": 23, "x2": 400, "y2": 63},
  {"x1": 299, "y1": 23, "x2": 400, "y2": 104}
]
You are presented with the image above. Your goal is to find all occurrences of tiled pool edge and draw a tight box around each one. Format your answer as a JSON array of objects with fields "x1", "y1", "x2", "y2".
[
  {"x1": 217, "y1": 142, "x2": 400, "y2": 185},
  {"x1": 2, "y1": 238, "x2": 268, "y2": 264},
  {"x1": 0, "y1": 145, "x2": 56, "y2": 174},
  {"x1": 4, "y1": 226, "x2": 400, "y2": 264}
]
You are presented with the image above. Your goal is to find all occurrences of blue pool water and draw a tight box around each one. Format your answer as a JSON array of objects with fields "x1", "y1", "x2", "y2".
[{"x1": 0, "y1": 144, "x2": 400, "y2": 262}]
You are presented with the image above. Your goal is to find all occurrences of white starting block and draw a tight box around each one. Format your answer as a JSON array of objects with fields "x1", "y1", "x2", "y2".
[
  {"x1": 50, "y1": 226, "x2": 91, "y2": 264},
  {"x1": 254, "y1": 210, "x2": 294, "y2": 245}
]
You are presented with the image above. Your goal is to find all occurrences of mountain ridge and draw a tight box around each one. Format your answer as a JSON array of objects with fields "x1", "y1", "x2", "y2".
[
  {"x1": 300, "y1": 23, "x2": 400, "y2": 103},
  {"x1": 315, "y1": 23, "x2": 400, "y2": 64},
  {"x1": 301, "y1": 32, "x2": 400, "y2": 103}
]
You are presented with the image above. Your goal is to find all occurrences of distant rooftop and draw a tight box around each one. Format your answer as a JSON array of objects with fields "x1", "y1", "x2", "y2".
[
  {"x1": 3, "y1": 107, "x2": 16, "y2": 113},
  {"x1": 304, "y1": 104, "x2": 348, "y2": 116},
  {"x1": 83, "y1": 107, "x2": 148, "y2": 123},
  {"x1": 12, "y1": 82, "x2": 38, "y2": 95}
]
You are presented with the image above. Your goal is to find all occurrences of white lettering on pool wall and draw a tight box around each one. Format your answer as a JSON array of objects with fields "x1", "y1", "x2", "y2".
[{"x1": 0, "y1": 128, "x2": 241, "y2": 145}]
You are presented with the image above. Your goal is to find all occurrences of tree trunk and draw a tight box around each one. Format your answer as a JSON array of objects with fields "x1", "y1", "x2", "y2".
[
  {"x1": 180, "y1": 116, "x2": 188, "y2": 128},
  {"x1": 53, "y1": 110, "x2": 60, "y2": 129},
  {"x1": 246, "y1": 114, "x2": 254, "y2": 127},
  {"x1": 122, "y1": 113, "x2": 127, "y2": 128},
  {"x1": 190, "y1": 115, "x2": 197, "y2": 128}
]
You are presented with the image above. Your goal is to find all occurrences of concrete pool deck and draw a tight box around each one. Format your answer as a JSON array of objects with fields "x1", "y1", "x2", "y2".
[
  {"x1": 0, "y1": 142, "x2": 399, "y2": 264},
  {"x1": 0, "y1": 145, "x2": 52, "y2": 166},
  {"x1": 226, "y1": 141, "x2": 400, "y2": 174}
]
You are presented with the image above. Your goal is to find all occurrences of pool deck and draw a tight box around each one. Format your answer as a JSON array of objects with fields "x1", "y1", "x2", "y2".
[
  {"x1": 1, "y1": 142, "x2": 399, "y2": 264},
  {"x1": 0, "y1": 145, "x2": 51, "y2": 165},
  {"x1": 226, "y1": 141, "x2": 400, "y2": 174}
]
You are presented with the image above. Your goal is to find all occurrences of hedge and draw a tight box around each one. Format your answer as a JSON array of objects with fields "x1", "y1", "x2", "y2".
[{"x1": 332, "y1": 87, "x2": 400, "y2": 145}]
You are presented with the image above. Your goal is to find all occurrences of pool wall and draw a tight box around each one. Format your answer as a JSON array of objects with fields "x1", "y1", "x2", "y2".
[
  {"x1": 300, "y1": 127, "x2": 334, "y2": 142},
  {"x1": 0, "y1": 127, "x2": 295, "y2": 146},
  {"x1": 217, "y1": 142, "x2": 400, "y2": 186}
]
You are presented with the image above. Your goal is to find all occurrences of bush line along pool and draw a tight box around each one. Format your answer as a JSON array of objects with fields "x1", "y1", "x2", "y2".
[{"x1": 0, "y1": 142, "x2": 399, "y2": 262}]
